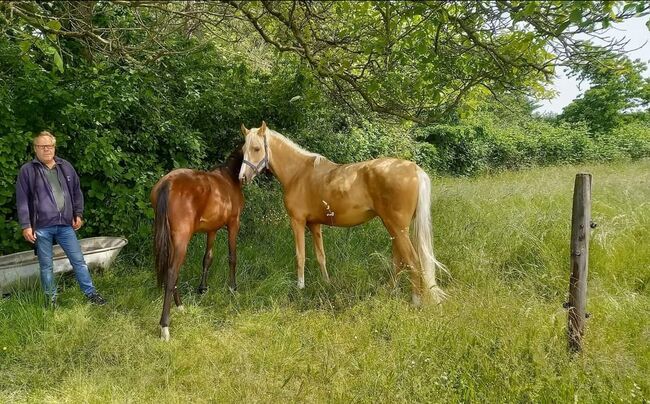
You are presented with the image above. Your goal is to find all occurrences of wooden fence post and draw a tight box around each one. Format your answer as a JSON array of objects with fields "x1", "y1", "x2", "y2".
[{"x1": 566, "y1": 173, "x2": 592, "y2": 352}]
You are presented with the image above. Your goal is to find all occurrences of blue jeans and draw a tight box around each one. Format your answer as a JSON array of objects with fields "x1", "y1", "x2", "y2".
[{"x1": 35, "y1": 225, "x2": 96, "y2": 299}]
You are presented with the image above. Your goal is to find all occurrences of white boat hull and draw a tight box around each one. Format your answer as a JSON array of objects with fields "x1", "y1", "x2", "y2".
[{"x1": 0, "y1": 236, "x2": 128, "y2": 292}]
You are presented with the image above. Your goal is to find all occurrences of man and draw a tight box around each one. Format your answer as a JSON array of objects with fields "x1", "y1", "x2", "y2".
[{"x1": 15, "y1": 131, "x2": 106, "y2": 307}]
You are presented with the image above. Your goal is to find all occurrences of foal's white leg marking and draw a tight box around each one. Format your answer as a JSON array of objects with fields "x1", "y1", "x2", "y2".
[
  {"x1": 411, "y1": 294, "x2": 422, "y2": 307},
  {"x1": 176, "y1": 305, "x2": 185, "y2": 312},
  {"x1": 161, "y1": 326, "x2": 170, "y2": 341},
  {"x1": 298, "y1": 277, "x2": 305, "y2": 289}
]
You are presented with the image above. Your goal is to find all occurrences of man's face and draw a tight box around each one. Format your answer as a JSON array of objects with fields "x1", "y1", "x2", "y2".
[{"x1": 34, "y1": 136, "x2": 56, "y2": 164}]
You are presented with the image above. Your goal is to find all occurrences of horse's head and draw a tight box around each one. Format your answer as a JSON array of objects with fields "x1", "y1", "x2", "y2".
[{"x1": 239, "y1": 121, "x2": 270, "y2": 184}]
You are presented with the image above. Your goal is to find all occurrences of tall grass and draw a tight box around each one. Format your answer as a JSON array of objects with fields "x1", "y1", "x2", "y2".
[{"x1": 1, "y1": 160, "x2": 648, "y2": 402}]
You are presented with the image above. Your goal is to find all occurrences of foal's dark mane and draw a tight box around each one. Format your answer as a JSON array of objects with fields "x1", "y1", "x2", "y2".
[{"x1": 211, "y1": 145, "x2": 244, "y2": 180}]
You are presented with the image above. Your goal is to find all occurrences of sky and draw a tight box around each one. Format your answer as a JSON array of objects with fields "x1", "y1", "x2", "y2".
[{"x1": 536, "y1": 16, "x2": 650, "y2": 115}]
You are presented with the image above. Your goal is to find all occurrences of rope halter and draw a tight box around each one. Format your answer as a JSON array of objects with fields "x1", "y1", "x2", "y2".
[{"x1": 242, "y1": 132, "x2": 269, "y2": 175}]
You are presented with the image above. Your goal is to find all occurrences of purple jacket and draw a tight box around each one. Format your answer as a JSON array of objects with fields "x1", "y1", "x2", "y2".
[{"x1": 16, "y1": 156, "x2": 84, "y2": 230}]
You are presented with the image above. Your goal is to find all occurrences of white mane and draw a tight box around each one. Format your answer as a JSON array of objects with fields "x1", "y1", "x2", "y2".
[{"x1": 267, "y1": 129, "x2": 327, "y2": 167}]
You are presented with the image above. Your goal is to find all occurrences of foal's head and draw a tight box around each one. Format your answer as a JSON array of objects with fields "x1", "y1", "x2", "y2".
[
  {"x1": 239, "y1": 121, "x2": 270, "y2": 184},
  {"x1": 223, "y1": 144, "x2": 244, "y2": 178}
]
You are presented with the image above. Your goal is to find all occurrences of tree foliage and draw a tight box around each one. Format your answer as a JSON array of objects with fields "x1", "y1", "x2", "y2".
[
  {"x1": 2, "y1": 1, "x2": 649, "y2": 123},
  {"x1": 559, "y1": 48, "x2": 650, "y2": 134},
  {"x1": 227, "y1": 1, "x2": 650, "y2": 123}
]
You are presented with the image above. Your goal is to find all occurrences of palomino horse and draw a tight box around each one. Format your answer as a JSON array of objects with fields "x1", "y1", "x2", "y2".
[
  {"x1": 151, "y1": 146, "x2": 244, "y2": 341},
  {"x1": 239, "y1": 122, "x2": 446, "y2": 305}
]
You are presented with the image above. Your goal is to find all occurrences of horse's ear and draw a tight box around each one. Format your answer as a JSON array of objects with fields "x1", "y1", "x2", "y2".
[
  {"x1": 240, "y1": 124, "x2": 248, "y2": 137},
  {"x1": 259, "y1": 121, "x2": 267, "y2": 136}
]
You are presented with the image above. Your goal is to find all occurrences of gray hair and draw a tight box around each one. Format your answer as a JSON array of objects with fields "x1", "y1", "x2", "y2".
[{"x1": 33, "y1": 131, "x2": 56, "y2": 146}]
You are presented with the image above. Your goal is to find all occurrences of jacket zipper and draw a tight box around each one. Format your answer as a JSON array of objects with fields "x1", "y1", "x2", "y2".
[{"x1": 38, "y1": 162, "x2": 65, "y2": 225}]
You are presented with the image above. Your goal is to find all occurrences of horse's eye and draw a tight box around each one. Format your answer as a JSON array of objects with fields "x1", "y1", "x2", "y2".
[{"x1": 253, "y1": 147, "x2": 261, "y2": 152}]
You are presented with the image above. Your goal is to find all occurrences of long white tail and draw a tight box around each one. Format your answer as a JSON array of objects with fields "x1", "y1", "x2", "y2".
[{"x1": 412, "y1": 168, "x2": 447, "y2": 304}]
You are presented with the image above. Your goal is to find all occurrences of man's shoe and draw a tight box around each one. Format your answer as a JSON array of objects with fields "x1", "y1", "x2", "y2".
[{"x1": 87, "y1": 293, "x2": 107, "y2": 305}]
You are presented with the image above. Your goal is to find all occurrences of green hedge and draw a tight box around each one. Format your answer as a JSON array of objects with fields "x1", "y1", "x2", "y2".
[
  {"x1": 416, "y1": 112, "x2": 650, "y2": 176},
  {"x1": 0, "y1": 37, "x2": 340, "y2": 255}
]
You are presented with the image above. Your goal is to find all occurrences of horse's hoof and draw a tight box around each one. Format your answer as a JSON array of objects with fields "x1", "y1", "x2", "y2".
[
  {"x1": 297, "y1": 279, "x2": 305, "y2": 289},
  {"x1": 411, "y1": 294, "x2": 422, "y2": 307},
  {"x1": 228, "y1": 285, "x2": 237, "y2": 294},
  {"x1": 160, "y1": 326, "x2": 170, "y2": 341},
  {"x1": 197, "y1": 287, "x2": 207, "y2": 294},
  {"x1": 176, "y1": 305, "x2": 185, "y2": 312}
]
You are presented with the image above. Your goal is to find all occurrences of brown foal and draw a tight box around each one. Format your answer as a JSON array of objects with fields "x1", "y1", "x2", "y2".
[{"x1": 151, "y1": 147, "x2": 244, "y2": 341}]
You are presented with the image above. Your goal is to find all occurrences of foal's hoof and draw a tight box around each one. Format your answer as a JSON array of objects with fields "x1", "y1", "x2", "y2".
[
  {"x1": 197, "y1": 286, "x2": 208, "y2": 295},
  {"x1": 160, "y1": 326, "x2": 170, "y2": 341}
]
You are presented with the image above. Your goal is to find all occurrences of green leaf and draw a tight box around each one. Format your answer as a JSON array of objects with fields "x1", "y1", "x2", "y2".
[
  {"x1": 53, "y1": 50, "x2": 64, "y2": 73},
  {"x1": 522, "y1": 2, "x2": 538, "y2": 16},
  {"x1": 46, "y1": 20, "x2": 62, "y2": 31},
  {"x1": 19, "y1": 41, "x2": 32, "y2": 53},
  {"x1": 556, "y1": 20, "x2": 571, "y2": 35},
  {"x1": 569, "y1": 8, "x2": 583, "y2": 24}
]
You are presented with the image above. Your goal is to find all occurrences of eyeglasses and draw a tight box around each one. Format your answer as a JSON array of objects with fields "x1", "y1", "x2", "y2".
[{"x1": 35, "y1": 145, "x2": 55, "y2": 150}]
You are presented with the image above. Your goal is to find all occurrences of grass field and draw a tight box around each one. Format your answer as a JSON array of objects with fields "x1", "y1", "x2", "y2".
[{"x1": 1, "y1": 160, "x2": 648, "y2": 402}]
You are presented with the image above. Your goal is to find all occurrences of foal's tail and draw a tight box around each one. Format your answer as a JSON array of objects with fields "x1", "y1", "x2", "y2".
[
  {"x1": 412, "y1": 168, "x2": 447, "y2": 304},
  {"x1": 154, "y1": 181, "x2": 172, "y2": 288}
]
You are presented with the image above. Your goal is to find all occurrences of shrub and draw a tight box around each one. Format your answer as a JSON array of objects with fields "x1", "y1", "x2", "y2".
[{"x1": 416, "y1": 111, "x2": 650, "y2": 176}]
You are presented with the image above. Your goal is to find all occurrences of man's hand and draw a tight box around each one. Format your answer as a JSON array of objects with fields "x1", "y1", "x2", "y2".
[
  {"x1": 22, "y1": 227, "x2": 36, "y2": 243},
  {"x1": 72, "y1": 216, "x2": 83, "y2": 230}
]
